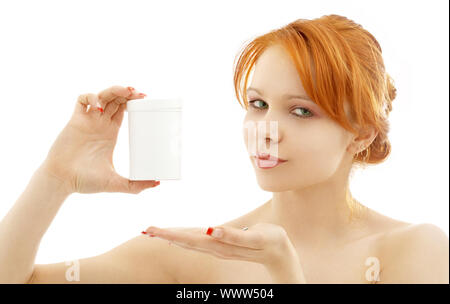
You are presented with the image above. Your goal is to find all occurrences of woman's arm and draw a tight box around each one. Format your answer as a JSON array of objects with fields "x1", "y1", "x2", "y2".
[
  {"x1": 0, "y1": 163, "x2": 175, "y2": 284},
  {"x1": 0, "y1": 85, "x2": 160, "y2": 283},
  {"x1": 28, "y1": 235, "x2": 177, "y2": 284},
  {"x1": 0, "y1": 164, "x2": 70, "y2": 283},
  {"x1": 0, "y1": 164, "x2": 170, "y2": 284}
]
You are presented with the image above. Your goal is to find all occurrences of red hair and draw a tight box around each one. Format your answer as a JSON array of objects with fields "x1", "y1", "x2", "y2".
[{"x1": 233, "y1": 14, "x2": 397, "y2": 165}]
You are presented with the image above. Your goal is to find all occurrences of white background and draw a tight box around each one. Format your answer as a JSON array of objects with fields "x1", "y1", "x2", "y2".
[{"x1": 0, "y1": 0, "x2": 448, "y2": 264}]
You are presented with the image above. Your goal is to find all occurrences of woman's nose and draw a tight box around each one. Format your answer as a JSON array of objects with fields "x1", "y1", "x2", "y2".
[
  {"x1": 257, "y1": 118, "x2": 282, "y2": 147},
  {"x1": 243, "y1": 116, "x2": 283, "y2": 153}
]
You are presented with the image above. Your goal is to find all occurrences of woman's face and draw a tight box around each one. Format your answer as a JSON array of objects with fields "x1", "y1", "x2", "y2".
[{"x1": 243, "y1": 45, "x2": 355, "y2": 192}]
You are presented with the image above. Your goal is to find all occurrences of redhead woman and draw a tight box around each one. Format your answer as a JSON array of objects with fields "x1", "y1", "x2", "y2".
[{"x1": 0, "y1": 14, "x2": 448, "y2": 284}]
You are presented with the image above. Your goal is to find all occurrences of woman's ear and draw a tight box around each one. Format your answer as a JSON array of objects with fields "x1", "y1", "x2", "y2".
[{"x1": 349, "y1": 126, "x2": 378, "y2": 154}]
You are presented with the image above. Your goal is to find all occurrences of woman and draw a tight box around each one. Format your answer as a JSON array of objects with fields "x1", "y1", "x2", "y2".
[{"x1": 0, "y1": 14, "x2": 448, "y2": 284}]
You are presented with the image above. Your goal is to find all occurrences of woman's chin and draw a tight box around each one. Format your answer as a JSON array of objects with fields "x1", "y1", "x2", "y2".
[{"x1": 255, "y1": 177, "x2": 289, "y2": 192}]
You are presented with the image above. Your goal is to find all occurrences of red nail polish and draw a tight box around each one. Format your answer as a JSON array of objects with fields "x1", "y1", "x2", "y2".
[
  {"x1": 141, "y1": 231, "x2": 147, "y2": 234},
  {"x1": 149, "y1": 234, "x2": 156, "y2": 237},
  {"x1": 97, "y1": 107, "x2": 104, "y2": 113},
  {"x1": 206, "y1": 227, "x2": 214, "y2": 236}
]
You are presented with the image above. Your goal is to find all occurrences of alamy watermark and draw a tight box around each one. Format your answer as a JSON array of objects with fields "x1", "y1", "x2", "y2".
[
  {"x1": 365, "y1": 256, "x2": 381, "y2": 283},
  {"x1": 65, "y1": 259, "x2": 80, "y2": 282},
  {"x1": 243, "y1": 120, "x2": 279, "y2": 157}
]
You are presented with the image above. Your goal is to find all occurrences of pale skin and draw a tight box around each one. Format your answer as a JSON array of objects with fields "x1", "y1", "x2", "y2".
[{"x1": 0, "y1": 46, "x2": 448, "y2": 284}]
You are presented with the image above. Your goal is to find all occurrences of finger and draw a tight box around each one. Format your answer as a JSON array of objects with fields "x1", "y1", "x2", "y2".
[
  {"x1": 164, "y1": 227, "x2": 205, "y2": 233},
  {"x1": 103, "y1": 97, "x2": 125, "y2": 118},
  {"x1": 110, "y1": 91, "x2": 146, "y2": 125},
  {"x1": 106, "y1": 173, "x2": 160, "y2": 194},
  {"x1": 98, "y1": 85, "x2": 146, "y2": 117},
  {"x1": 98, "y1": 85, "x2": 132, "y2": 107},
  {"x1": 167, "y1": 230, "x2": 260, "y2": 262},
  {"x1": 206, "y1": 226, "x2": 264, "y2": 249},
  {"x1": 76, "y1": 93, "x2": 102, "y2": 116},
  {"x1": 168, "y1": 240, "x2": 242, "y2": 261},
  {"x1": 142, "y1": 227, "x2": 203, "y2": 238},
  {"x1": 104, "y1": 90, "x2": 147, "y2": 118},
  {"x1": 75, "y1": 94, "x2": 89, "y2": 114},
  {"x1": 110, "y1": 103, "x2": 127, "y2": 126},
  {"x1": 145, "y1": 227, "x2": 261, "y2": 261}
]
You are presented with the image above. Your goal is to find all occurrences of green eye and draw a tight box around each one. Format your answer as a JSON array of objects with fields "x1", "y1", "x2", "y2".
[
  {"x1": 248, "y1": 99, "x2": 314, "y2": 119},
  {"x1": 249, "y1": 100, "x2": 268, "y2": 109},
  {"x1": 292, "y1": 107, "x2": 313, "y2": 117}
]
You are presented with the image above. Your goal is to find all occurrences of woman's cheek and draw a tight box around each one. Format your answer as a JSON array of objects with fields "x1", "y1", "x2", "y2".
[{"x1": 287, "y1": 127, "x2": 341, "y2": 181}]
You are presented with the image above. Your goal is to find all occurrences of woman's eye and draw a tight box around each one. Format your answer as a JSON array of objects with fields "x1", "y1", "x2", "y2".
[
  {"x1": 249, "y1": 99, "x2": 268, "y2": 109},
  {"x1": 292, "y1": 107, "x2": 313, "y2": 118},
  {"x1": 248, "y1": 99, "x2": 314, "y2": 118}
]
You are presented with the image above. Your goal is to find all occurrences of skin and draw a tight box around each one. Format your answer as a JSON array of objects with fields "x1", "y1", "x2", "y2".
[{"x1": 0, "y1": 47, "x2": 448, "y2": 283}]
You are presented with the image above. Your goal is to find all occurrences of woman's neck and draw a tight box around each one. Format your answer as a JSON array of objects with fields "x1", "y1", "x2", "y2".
[{"x1": 262, "y1": 179, "x2": 370, "y2": 249}]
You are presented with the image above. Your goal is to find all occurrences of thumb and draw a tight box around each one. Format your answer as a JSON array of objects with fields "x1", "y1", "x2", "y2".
[{"x1": 107, "y1": 173, "x2": 160, "y2": 194}]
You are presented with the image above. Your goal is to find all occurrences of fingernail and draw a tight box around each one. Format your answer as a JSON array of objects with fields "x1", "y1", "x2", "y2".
[
  {"x1": 95, "y1": 101, "x2": 104, "y2": 113},
  {"x1": 142, "y1": 231, "x2": 156, "y2": 237},
  {"x1": 147, "y1": 227, "x2": 157, "y2": 234},
  {"x1": 138, "y1": 93, "x2": 147, "y2": 97},
  {"x1": 211, "y1": 227, "x2": 223, "y2": 238},
  {"x1": 154, "y1": 181, "x2": 160, "y2": 186},
  {"x1": 206, "y1": 227, "x2": 214, "y2": 236}
]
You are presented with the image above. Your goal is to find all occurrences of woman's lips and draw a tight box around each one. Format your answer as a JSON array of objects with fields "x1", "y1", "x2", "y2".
[{"x1": 253, "y1": 153, "x2": 287, "y2": 169}]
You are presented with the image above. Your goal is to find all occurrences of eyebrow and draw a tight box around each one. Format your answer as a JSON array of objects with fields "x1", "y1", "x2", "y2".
[{"x1": 246, "y1": 87, "x2": 314, "y2": 102}]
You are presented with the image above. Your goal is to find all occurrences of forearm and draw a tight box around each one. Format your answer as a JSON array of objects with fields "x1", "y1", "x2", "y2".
[{"x1": 0, "y1": 163, "x2": 71, "y2": 283}]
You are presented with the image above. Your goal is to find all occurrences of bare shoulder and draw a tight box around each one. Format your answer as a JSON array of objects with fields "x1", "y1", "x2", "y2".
[{"x1": 376, "y1": 223, "x2": 449, "y2": 283}]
